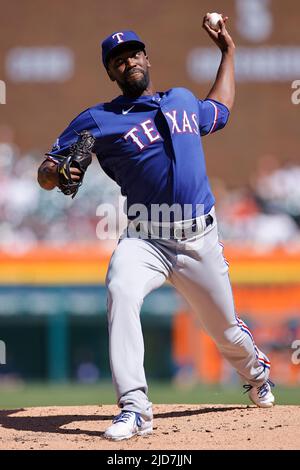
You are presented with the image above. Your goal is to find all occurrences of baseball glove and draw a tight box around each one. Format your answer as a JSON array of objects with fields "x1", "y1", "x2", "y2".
[{"x1": 45, "y1": 130, "x2": 95, "y2": 198}]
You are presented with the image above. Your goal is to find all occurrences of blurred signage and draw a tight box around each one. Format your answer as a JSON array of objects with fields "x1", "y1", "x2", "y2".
[
  {"x1": 235, "y1": 0, "x2": 273, "y2": 43},
  {"x1": 0, "y1": 286, "x2": 176, "y2": 316},
  {"x1": 188, "y1": 0, "x2": 300, "y2": 83},
  {"x1": 5, "y1": 47, "x2": 74, "y2": 82},
  {"x1": 188, "y1": 46, "x2": 300, "y2": 82}
]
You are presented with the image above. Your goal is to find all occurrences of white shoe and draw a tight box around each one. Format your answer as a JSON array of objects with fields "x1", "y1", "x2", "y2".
[
  {"x1": 244, "y1": 379, "x2": 275, "y2": 408},
  {"x1": 104, "y1": 410, "x2": 153, "y2": 441}
]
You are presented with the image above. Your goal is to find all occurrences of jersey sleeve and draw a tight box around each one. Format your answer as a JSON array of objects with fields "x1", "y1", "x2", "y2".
[
  {"x1": 198, "y1": 99, "x2": 230, "y2": 137},
  {"x1": 45, "y1": 109, "x2": 101, "y2": 162}
]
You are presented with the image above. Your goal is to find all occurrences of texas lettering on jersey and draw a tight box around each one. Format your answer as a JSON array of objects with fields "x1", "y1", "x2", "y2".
[
  {"x1": 165, "y1": 110, "x2": 199, "y2": 135},
  {"x1": 124, "y1": 119, "x2": 161, "y2": 150},
  {"x1": 124, "y1": 111, "x2": 200, "y2": 151},
  {"x1": 48, "y1": 87, "x2": 229, "y2": 217}
]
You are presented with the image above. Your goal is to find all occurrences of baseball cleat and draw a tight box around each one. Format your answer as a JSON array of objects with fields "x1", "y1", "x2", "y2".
[
  {"x1": 104, "y1": 411, "x2": 153, "y2": 441},
  {"x1": 243, "y1": 379, "x2": 275, "y2": 408}
]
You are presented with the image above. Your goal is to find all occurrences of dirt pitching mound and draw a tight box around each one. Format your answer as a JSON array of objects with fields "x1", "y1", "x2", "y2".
[{"x1": 0, "y1": 404, "x2": 299, "y2": 450}]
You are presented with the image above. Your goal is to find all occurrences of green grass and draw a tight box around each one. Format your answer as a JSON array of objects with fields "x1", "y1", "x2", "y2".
[{"x1": 0, "y1": 381, "x2": 299, "y2": 409}]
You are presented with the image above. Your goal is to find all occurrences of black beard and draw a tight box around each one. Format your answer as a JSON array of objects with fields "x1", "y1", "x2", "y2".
[{"x1": 118, "y1": 69, "x2": 150, "y2": 98}]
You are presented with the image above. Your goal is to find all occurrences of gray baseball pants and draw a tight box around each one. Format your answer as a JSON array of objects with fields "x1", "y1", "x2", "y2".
[{"x1": 105, "y1": 207, "x2": 270, "y2": 420}]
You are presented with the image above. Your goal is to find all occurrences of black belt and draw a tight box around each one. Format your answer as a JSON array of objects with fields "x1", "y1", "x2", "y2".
[
  {"x1": 168, "y1": 214, "x2": 214, "y2": 239},
  {"x1": 133, "y1": 214, "x2": 214, "y2": 240}
]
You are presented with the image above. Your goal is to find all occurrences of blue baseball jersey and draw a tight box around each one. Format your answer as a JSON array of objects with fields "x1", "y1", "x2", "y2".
[{"x1": 48, "y1": 87, "x2": 229, "y2": 220}]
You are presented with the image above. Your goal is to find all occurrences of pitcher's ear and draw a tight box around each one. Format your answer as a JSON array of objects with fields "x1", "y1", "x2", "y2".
[{"x1": 144, "y1": 50, "x2": 151, "y2": 67}]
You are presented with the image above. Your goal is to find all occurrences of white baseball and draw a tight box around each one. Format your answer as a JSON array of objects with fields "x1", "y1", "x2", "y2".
[{"x1": 207, "y1": 12, "x2": 223, "y2": 32}]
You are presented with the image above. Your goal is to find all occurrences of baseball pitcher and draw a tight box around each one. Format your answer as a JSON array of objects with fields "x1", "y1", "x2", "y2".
[{"x1": 38, "y1": 14, "x2": 275, "y2": 441}]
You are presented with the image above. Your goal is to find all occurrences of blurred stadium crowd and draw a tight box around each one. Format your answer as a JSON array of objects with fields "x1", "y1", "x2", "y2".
[
  {"x1": 1, "y1": 133, "x2": 300, "y2": 251},
  {"x1": 0, "y1": 132, "x2": 121, "y2": 251},
  {"x1": 213, "y1": 153, "x2": 300, "y2": 249}
]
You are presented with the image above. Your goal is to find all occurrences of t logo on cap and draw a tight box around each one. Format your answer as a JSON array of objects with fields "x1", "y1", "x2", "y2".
[
  {"x1": 101, "y1": 30, "x2": 146, "y2": 68},
  {"x1": 112, "y1": 32, "x2": 125, "y2": 44}
]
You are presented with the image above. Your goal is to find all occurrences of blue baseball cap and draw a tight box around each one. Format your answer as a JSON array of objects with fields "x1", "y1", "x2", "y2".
[{"x1": 101, "y1": 30, "x2": 145, "y2": 68}]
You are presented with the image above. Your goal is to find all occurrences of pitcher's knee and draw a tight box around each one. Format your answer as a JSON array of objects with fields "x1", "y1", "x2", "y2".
[{"x1": 107, "y1": 278, "x2": 143, "y2": 307}]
